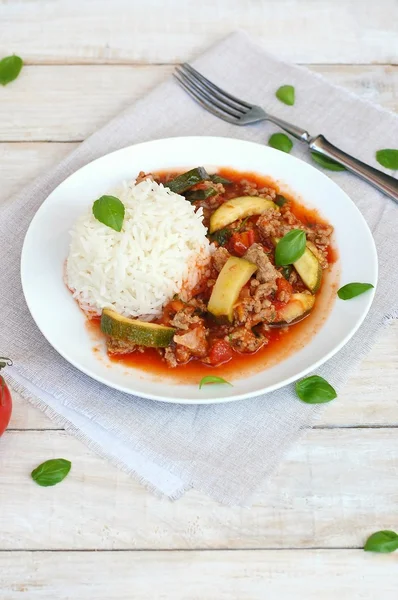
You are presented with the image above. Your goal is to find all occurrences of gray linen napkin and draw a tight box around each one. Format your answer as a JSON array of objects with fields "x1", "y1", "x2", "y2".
[{"x1": 1, "y1": 32, "x2": 397, "y2": 505}]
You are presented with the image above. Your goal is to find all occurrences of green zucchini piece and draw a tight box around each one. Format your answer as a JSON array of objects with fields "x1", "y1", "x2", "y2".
[
  {"x1": 208, "y1": 257, "x2": 257, "y2": 322},
  {"x1": 210, "y1": 174, "x2": 232, "y2": 185},
  {"x1": 210, "y1": 196, "x2": 277, "y2": 233},
  {"x1": 101, "y1": 309, "x2": 175, "y2": 348},
  {"x1": 272, "y1": 292, "x2": 315, "y2": 326},
  {"x1": 184, "y1": 187, "x2": 217, "y2": 202},
  {"x1": 166, "y1": 167, "x2": 210, "y2": 194},
  {"x1": 273, "y1": 237, "x2": 322, "y2": 294},
  {"x1": 294, "y1": 243, "x2": 323, "y2": 293}
]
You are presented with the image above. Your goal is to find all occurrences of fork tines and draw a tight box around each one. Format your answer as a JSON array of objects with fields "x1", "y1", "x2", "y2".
[{"x1": 174, "y1": 63, "x2": 249, "y2": 124}]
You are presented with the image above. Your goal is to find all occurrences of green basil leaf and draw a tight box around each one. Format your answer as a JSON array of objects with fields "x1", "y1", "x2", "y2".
[
  {"x1": 0, "y1": 55, "x2": 23, "y2": 86},
  {"x1": 210, "y1": 227, "x2": 232, "y2": 246},
  {"x1": 92, "y1": 195, "x2": 125, "y2": 232},
  {"x1": 375, "y1": 149, "x2": 398, "y2": 170},
  {"x1": 276, "y1": 85, "x2": 295, "y2": 106},
  {"x1": 210, "y1": 174, "x2": 232, "y2": 185},
  {"x1": 31, "y1": 458, "x2": 72, "y2": 487},
  {"x1": 199, "y1": 376, "x2": 232, "y2": 389},
  {"x1": 268, "y1": 133, "x2": 293, "y2": 154},
  {"x1": 337, "y1": 282, "x2": 374, "y2": 300},
  {"x1": 364, "y1": 530, "x2": 398, "y2": 553},
  {"x1": 296, "y1": 375, "x2": 337, "y2": 404},
  {"x1": 275, "y1": 194, "x2": 288, "y2": 207},
  {"x1": 310, "y1": 152, "x2": 346, "y2": 171},
  {"x1": 275, "y1": 229, "x2": 306, "y2": 266}
]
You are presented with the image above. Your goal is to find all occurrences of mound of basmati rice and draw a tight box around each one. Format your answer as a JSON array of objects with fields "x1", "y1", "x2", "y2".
[{"x1": 66, "y1": 177, "x2": 212, "y2": 320}]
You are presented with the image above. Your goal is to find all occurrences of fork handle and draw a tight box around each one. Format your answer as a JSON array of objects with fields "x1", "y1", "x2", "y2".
[{"x1": 309, "y1": 135, "x2": 398, "y2": 203}]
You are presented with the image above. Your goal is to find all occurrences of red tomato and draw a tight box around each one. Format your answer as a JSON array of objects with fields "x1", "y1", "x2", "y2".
[
  {"x1": 276, "y1": 277, "x2": 293, "y2": 301},
  {"x1": 0, "y1": 358, "x2": 13, "y2": 436},
  {"x1": 230, "y1": 230, "x2": 255, "y2": 256},
  {"x1": 208, "y1": 339, "x2": 233, "y2": 366}
]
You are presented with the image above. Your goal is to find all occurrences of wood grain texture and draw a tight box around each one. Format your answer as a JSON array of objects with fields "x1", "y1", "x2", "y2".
[
  {"x1": 0, "y1": 0, "x2": 397, "y2": 65},
  {"x1": 0, "y1": 143, "x2": 77, "y2": 203},
  {"x1": 1, "y1": 1, "x2": 397, "y2": 595},
  {"x1": 0, "y1": 65, "x2": 397, "y2": 142},
  {"x1": 0, "y1": 550, "x2": 397, "y2": 600},
  {"x1": 1, "y1": 429, "x2": 397, "y2": 550}
]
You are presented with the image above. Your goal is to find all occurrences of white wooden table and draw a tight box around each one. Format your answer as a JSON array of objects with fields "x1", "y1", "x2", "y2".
[{"x1": 1, "y1": 2, "x2": 397, "y2": 598}]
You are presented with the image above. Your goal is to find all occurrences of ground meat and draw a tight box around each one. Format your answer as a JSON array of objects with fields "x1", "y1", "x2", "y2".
[
  {"x1": 212, "y1": 247, "x2": 231, "y2": 272},
  {"x1": 243, "y1": 243, "x2": 281, "y2": 287},
  {"x1": 136, "y1": 171, "x2": 154, "y2": 184},
  {"x1": 307, "y1": 226, "x2": 333, "y2": 249},
  {"x1": 175, "y1": 345, "x2": 191, "y2": 363},
  {"x1": 257, "y1": 207, "x2": 289, "y2": 240},
  {"x1": 305, "y1": 241, "x2": 329, "y2": 269},
  {"x1": 187, "y1": 297, "x2": 207, "y2": 313},
  {"x1": 258, "y1": 205, "x2": 333, "y2": 269},
  {"x1": 229, "y1": 326, "x2": 268, "y2": 353},
  {"x1": 280, "y1": 206, "x2": 333, "y2": 250},
  {"x1": 235, "y1": 281, "x2": 276, "y2": 327},
  {"x1": 173, "y1": 325, "x2": 208, "y2": 358},
  {"x1": 106, "y1": 337, "x2": 138, "y2": 355},
  {"x1": 255, "y1": 284, "x2": 276, "y2": 303},
  {"x1": 277, "y1": 289, "x2": 291, "y2": 303},
  {"x1": 171, "y1": 307, "x2": 201, "y2": 330},
  {"x1": 204, "y1": 181, "x2": 225, "y2": 203},
  {"x1": 239, "y1": 179, "x2": 276, "y2": 200},
  {"x1": 164, "y1": 347, "x2": 177, "y2": 368}
]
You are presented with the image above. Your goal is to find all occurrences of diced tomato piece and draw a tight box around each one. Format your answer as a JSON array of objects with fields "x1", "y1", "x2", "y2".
[
  {"x1": 229, "y1": 230, "x2": 255, "y2": 256},
  {"x1": 207, "y1": 339, "x2": 233, "y2": 366},
  {"x1": 276, "y1": 277, "x2": 293, "y2": 303},
  {"x1": 170, "y1": 300, "x2": 185, "y2": 312},
  {"x1": 273, "y1": 300, "x2": 286, "y2": 312}
]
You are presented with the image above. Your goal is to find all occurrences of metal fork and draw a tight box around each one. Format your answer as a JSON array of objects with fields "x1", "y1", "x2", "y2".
[{"x1": 174, "y1": 63, "x2": 398, "y2": 203}]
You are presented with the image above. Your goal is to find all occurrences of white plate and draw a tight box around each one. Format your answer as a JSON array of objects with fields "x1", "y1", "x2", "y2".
[{"x1": 21, "y1": 136, "x2": 377, "y2": 404}]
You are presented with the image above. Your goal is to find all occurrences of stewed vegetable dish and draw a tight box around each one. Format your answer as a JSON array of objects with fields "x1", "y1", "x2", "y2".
[{"x1": 96, "y1": 167, "x2": 335, "y2": 374}]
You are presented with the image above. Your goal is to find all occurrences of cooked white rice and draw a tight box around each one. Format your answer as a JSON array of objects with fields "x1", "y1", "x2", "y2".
[{"x1": 66, "y1": 177, "x2": 212, "y2": 320}]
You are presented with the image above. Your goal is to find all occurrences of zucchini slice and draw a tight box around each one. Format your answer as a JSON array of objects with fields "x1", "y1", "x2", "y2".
[
  {"x1": 293, "y1": 244, "x2": 323, "y2": 293},
  {"x1": 208, "y1": 257, "x2": 257, "y2": 322},
  {"x1": 273, "y1": 237, "x2": 323, "y2": 294},
  {"x1": 184, "y1": 187, "x2": 217, "y2": 202},
  {"x1": 209, "y1": 196, "x2": 277, "y2": 233},
  {"x1": 210, "y1": 174, "x2": 232, "y2": 185},
  {"x1": 101, "y1": 309, "x2": 175, "y2": 348},
  {"x1": 166, "y1": 167, "x2": 210, "y2": 195},
  {"x1": 272, "y1": 292, "x2": 315, "y2": 326}
]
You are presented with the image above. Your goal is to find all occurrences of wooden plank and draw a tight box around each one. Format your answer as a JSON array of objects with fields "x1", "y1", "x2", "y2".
[
  {"x1": 0, "y1": 429, "x2": 397, "y2": 550},
  {"x1": 0, "y1": 66, "x2": 173, "y2": 142},
  {"x1": 310, "y1": 64, "x2": 398, "y2": 113},
  {"x1": 321, "y1": 319, "x2": 398, "y2": 426},
  {"x1": 0, "y1": 65, "x2": 397, "y2": 142},
  {"x1": 0, "y1": 0, "x2": 397, "y2": 65},
  {"x1": 0, "y1": 142, "x2": 77, "y2": 204},
  {"x1": 0, "y1": 550, "x2": 396, "y2": 599}
]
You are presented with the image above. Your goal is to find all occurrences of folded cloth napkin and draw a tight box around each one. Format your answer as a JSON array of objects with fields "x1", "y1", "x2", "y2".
[{"x1": 1, "y1": 31, "x2": 397, "y2": 505}]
